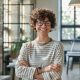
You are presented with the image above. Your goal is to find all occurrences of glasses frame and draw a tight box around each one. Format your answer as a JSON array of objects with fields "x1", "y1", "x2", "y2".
[{"x1": 36, "y1": 20, "x2": 51, "y2": 26}]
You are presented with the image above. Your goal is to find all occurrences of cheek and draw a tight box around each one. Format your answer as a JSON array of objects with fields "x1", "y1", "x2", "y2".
[
  {"x1": 35, "y1": 25, "x2": 40, "y2": 30},
  {"x1": 48, "y1": 27, "x2": 51, "y2": 31}
]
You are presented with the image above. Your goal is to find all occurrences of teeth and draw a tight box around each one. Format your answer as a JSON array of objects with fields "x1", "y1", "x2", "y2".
[
  {"x1": 41, "y1": 29, "x2": 47, "y2": 31},
  {"x1": 41, "y1": 30, "x2": 46, "y2": 31}
]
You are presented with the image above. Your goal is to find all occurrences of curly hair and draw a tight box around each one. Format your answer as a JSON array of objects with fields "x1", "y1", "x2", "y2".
[{"x1": 30, "y1": 8, "x2": 56, "y2": 30}]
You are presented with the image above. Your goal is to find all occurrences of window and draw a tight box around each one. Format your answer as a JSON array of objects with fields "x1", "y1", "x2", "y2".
[
  {"x1": 2, "y1": 0, "x2": 34, "y2": 74},
  {"x1": 3, "y1": 0, "x2": 34, "y2": 47},
  {"x1": 61, "y1": 0, "x2": 80, "y2": 41}
]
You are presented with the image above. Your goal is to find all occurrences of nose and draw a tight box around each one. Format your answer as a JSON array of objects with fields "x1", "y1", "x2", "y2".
[{"x1": 41, "y1": 23, "x2": 47, "y2": 28}]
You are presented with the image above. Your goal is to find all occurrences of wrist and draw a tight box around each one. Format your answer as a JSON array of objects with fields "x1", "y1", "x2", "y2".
[
  {"x1": 42, "y1": 65, "x2": 52, "y2": 72},
  {"x1": 36, "y1": 67, "x2": 42, "y2": 74}
]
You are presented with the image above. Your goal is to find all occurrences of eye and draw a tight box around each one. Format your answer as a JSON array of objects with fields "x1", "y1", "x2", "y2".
[
  {"x1": 37, "y1": 21, "x2": 43, "y2": 26},
  {"x1": 39, "y1": 21, "x2": 43, "y2": 24}
]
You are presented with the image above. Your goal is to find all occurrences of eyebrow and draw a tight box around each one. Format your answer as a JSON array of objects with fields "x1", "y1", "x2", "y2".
[{"x1": 37, "y1": 20, "x2": 50, "y2": 22}]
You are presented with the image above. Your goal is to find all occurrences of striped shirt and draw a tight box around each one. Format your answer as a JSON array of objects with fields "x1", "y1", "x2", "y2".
[{"x1": 15, "y1": 39, "x2": 64, "y2": 80}]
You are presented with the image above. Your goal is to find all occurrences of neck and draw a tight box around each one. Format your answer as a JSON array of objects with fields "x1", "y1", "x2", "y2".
[
  {"x1": 37, "y1": 32, "x2": 49, "y2": 40},
  {"x1": 35, "y1": 36, "x2": 51, "y2": 45}
]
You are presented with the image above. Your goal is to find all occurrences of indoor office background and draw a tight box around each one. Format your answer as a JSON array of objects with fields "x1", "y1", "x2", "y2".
[{"x1": 0, "y1": 0, "x2": 80, "y2": 80}]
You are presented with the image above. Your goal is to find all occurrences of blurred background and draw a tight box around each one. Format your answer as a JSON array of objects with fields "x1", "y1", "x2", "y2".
[{"x1": 0, "y1": 0, "x2": 80, "y2": 80}]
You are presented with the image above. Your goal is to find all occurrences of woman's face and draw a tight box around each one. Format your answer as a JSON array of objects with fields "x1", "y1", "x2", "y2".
[{"x1": 35, "y1": 18, "x2": 51, "y2": 34}]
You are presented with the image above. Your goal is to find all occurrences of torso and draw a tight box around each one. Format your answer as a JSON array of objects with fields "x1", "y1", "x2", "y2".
[{"x1": 26, "y1": 40, "x2": 58, "y2": 68}]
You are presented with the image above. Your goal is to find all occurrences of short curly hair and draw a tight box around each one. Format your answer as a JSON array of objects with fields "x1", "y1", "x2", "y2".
[{"x1": 30, "y1": 8, "x2": 56, "y2": 30}]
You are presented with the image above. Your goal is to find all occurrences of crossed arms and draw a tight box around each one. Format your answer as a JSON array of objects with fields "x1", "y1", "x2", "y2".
[
  {"x1": 15, "y1": 42, "x2": 64, "y2": 80},
  {"x1": 18, "y1": 60, "x2": 62, "y2": 80}
]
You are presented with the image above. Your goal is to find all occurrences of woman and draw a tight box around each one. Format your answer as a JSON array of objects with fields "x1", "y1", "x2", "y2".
[{"x1": 15, "y1": 8, "x2": 64, "y2": 80}]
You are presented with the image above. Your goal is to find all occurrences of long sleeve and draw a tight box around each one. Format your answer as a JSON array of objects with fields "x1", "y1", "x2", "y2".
[
  {"x1": 42, "y1": 71, "x2": 61, "y2": 80},
  {"x1": 53, "y1": 42, "x2": 64, "y2": 67},
  {"x1": 15, "y1": 43, "x2": 36, "y2": 80},
  {"x1": 42, "y1": 42, "x2": 64, "y2": 80}
]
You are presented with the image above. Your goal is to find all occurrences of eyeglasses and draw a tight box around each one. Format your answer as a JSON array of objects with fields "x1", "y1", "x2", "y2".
[{"x1": 36, "y1": 20, "x2": 51, "y2": 26}]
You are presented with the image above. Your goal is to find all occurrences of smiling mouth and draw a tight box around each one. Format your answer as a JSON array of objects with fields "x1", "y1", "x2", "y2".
[{"x1": 40, "y1": 28, "x2": 47, "y2": 31}]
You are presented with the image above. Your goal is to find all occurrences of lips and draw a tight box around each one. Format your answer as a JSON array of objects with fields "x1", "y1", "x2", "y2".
[{"x1": 40, "y1": 28, "x2": 47, "y2": 31}]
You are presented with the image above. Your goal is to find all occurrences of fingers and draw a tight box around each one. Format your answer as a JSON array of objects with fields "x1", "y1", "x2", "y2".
[
  {"x1": 19, "y1": 60, "x2": 28, "y2": 66},
  {"x1": 37, "y1": 78, "x2": 43, "y2": 80},
  {"x1": 43, "y1": 65, "x2": 52, "y2": 72},
  {"x1": 51, "y1": 64, "x2": 62, "y2": 72},
  {"x1": 42, "y1": 64, "x2": 62, "y2": 72},
  {"x1": 35, "y1": 75, "x2": 44, "y2": 80}
]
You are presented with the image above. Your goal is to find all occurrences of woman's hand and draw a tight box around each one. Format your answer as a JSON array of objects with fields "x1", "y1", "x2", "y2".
[
  {"x1": 34, "y1": 74, "x2": 44, "y2": 80},
  {"x1": 42, "y1": 65, "x2": 52, "y2": 72},
  {"x1": 36, "y1": 74, "x2": 44, "y2": 80},
  {"x1": 18, "y1": 60, "x2": 29, "y2": 67},
  {"x1": 51, "y1": 64, "x2": 61, "y2": 72},
  {"x1": 42, "y1": 64, "x2": 61, "y2": 72},
  {"x1": 33, "y1": 68, "x2": 44, "y2": 80}
]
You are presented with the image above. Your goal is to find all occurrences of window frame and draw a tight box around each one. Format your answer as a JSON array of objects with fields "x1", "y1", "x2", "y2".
[
  {"x1": 61, "y1": 0, "x2": 80, "y2": 42},
  {"x1": 2, "y1": 0, "x2": 35, "y2": 74}
]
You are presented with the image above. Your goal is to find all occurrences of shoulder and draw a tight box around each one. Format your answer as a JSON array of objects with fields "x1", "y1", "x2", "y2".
[
  {"x1": 19, "y1": 41, "x2": 33, "y2": 55},
  {"x1": 55, "y1": 41, "x2": 63, "y2": 46},
  {"x1": 52, "y1": 40, "x2": 63, "y2": 48},
  {"x1": 52, "y1": 41, "x2": 64, "y2": 55},
  {"x1": 22, "y1": 41, "x2": 32, "y2": 48},
  {"x1": 21, "y1": 41, "x2": 35, "y2": 50}
]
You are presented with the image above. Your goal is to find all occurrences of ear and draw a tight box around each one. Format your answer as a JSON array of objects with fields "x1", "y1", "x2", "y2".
[
  {"x1": 34, "y1": 24, "x2": 36, "y2": 28},
  {"x1": 34, "y1": 27, "x2": 36, "y2": 30},
  {"x1": 34, "y1": 26, "x2": 36, "y2": 29},
  {"x1": 49, "y1": 30, "x2": 52, "y2": 32}
]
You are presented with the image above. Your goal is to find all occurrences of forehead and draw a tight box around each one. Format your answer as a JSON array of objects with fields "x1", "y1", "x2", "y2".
[{"x1": 37, "y1": 17, "x2": 49, "y2": 21}]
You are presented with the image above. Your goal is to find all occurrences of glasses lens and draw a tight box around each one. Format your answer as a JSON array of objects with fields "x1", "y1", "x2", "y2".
[
  {"x1": 37, "y1": 20, "x2": 50, "y2": 26},
  {"x1": 37, "y1": 21, "x2": 43, "y2": 26}
]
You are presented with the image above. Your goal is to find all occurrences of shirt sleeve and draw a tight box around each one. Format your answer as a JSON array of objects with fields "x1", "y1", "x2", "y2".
[
  {"x1": 42, "y1": 42, "x2": 64, "y2": 80},
  {"x1": 42, "y1": 71, "x2": 61, "y2": 80},
  {"x1": 15, "y1": 43, "x2": 36, "y2": 80},
  {"x1": 53, "y1": 42, "x2": 64, "y2": 66}
]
